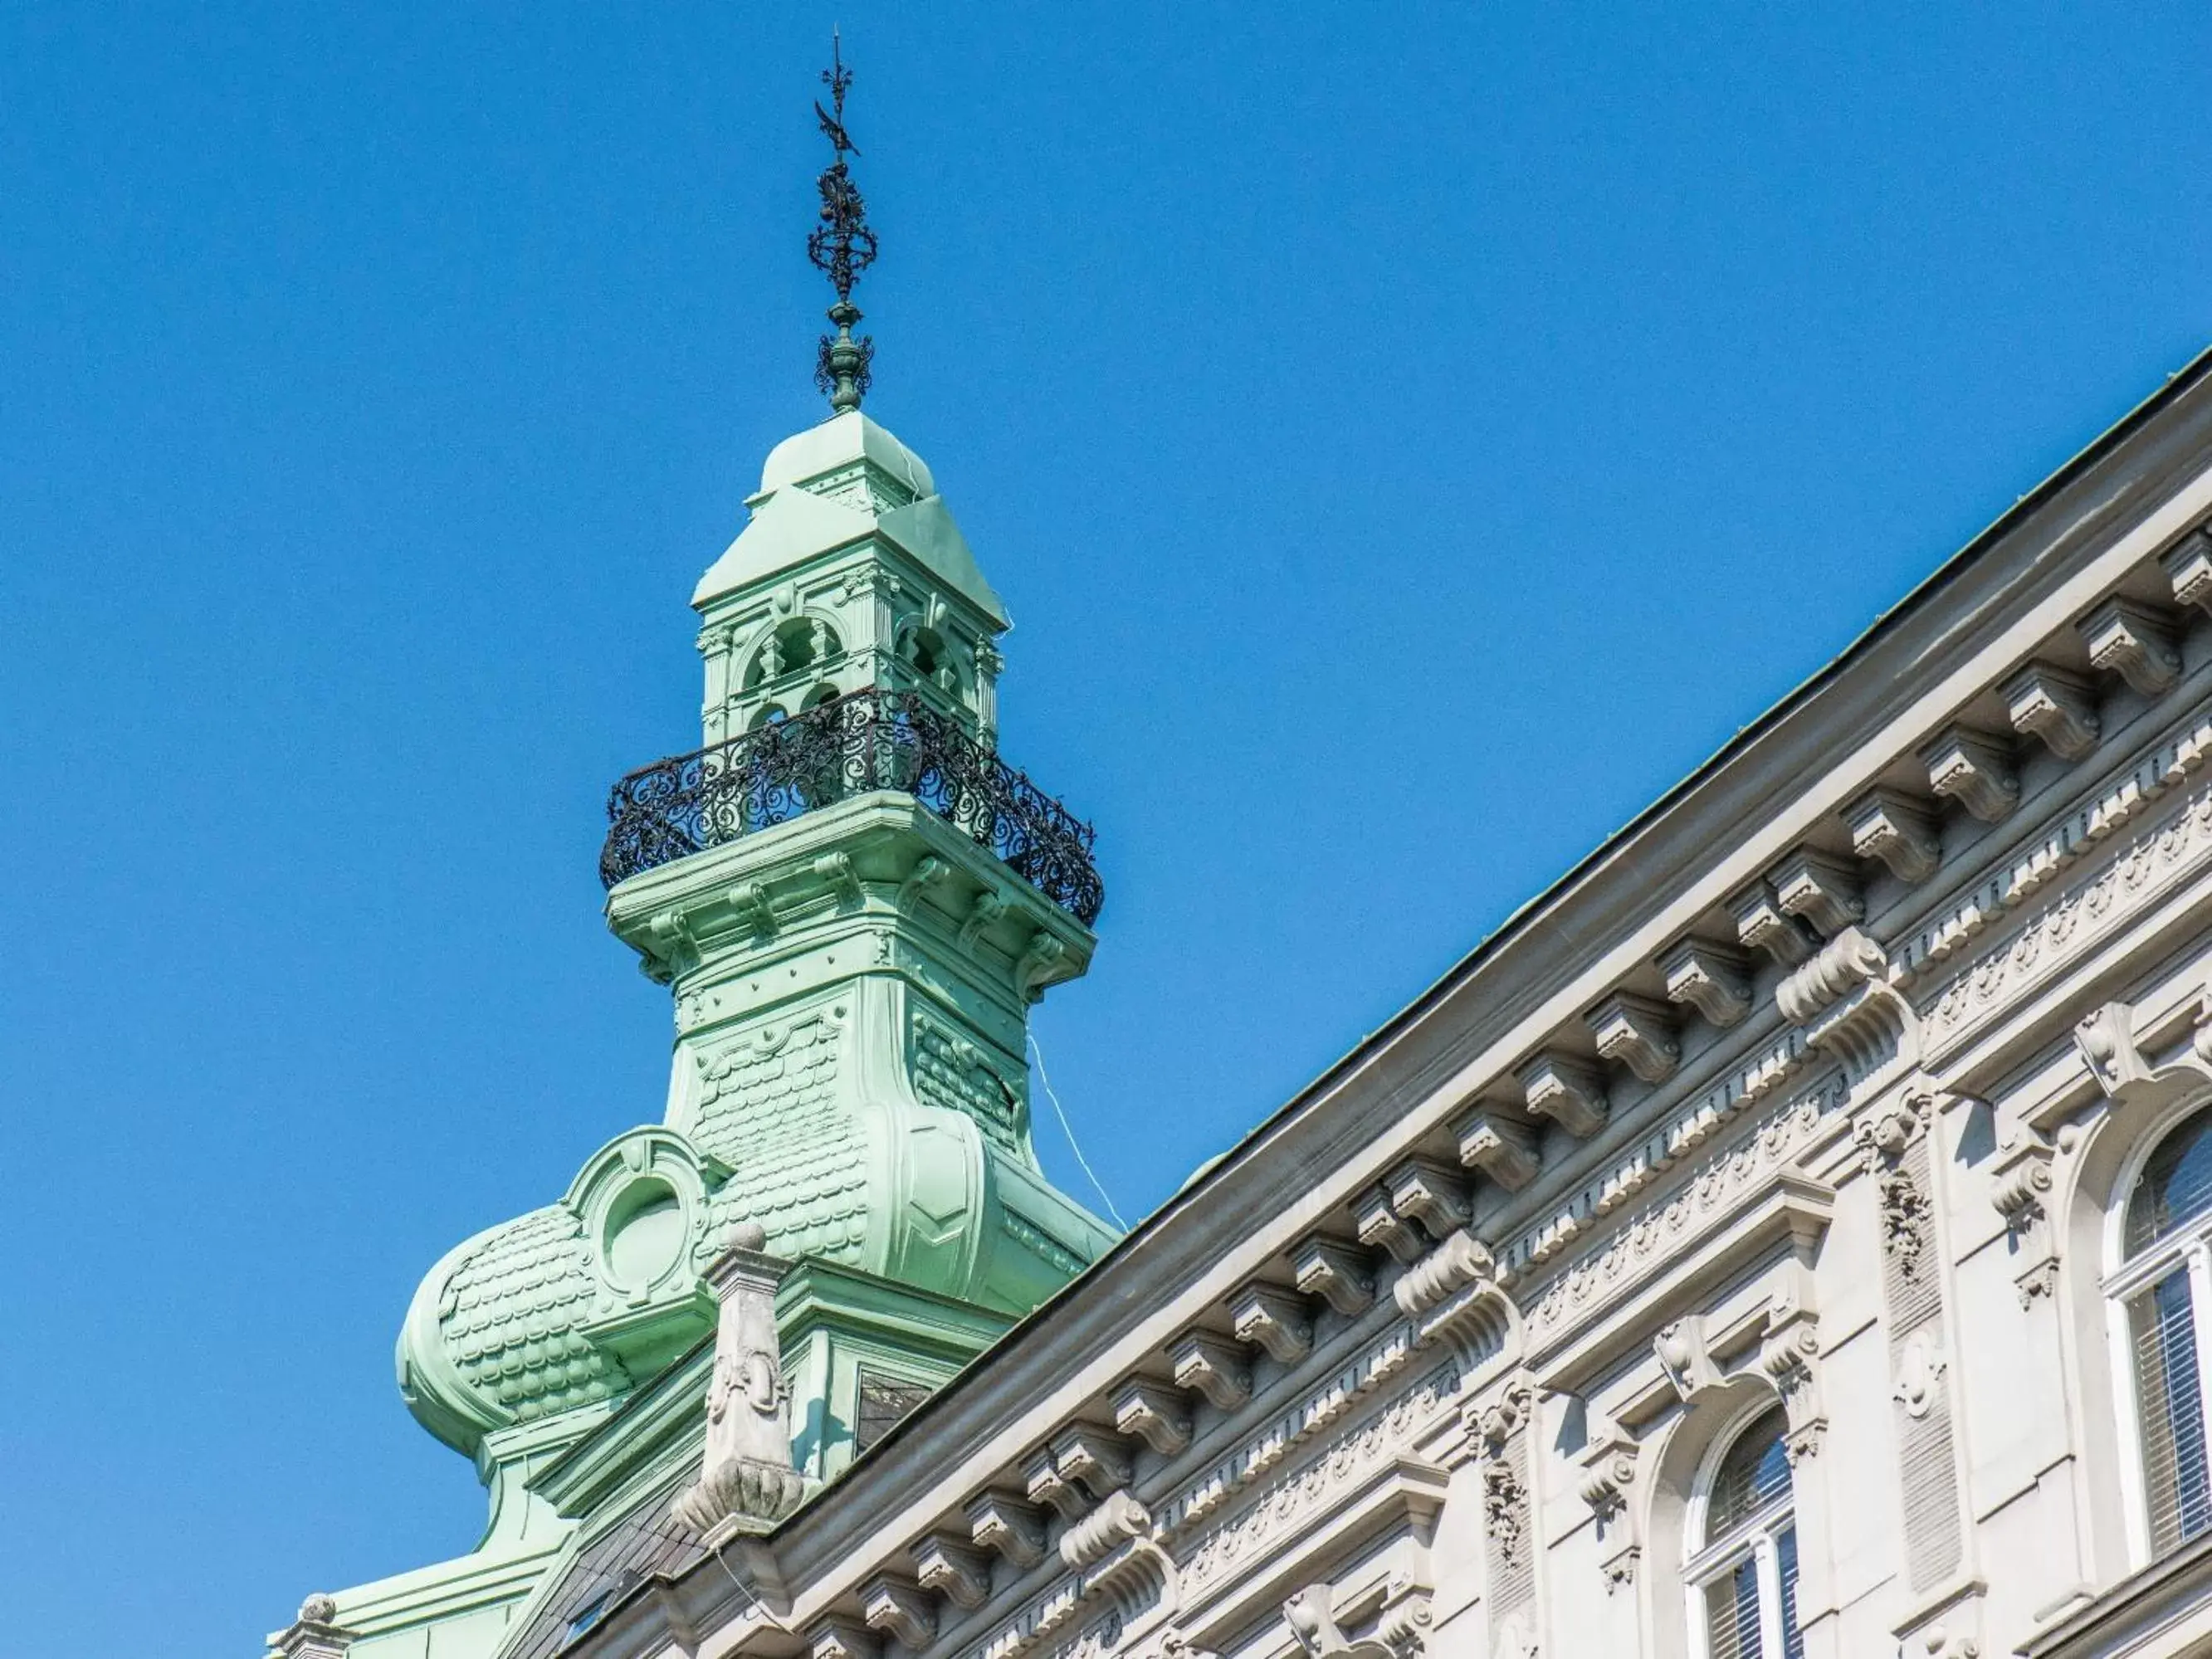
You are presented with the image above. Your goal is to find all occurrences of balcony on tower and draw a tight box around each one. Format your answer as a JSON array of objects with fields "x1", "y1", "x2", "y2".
[{"x1": 598, "y1": 685, "x2": 1102, "y2": 927}]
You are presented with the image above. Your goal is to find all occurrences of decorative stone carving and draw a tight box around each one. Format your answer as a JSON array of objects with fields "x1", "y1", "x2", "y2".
[
  {"x1": 1778, "y1": 927, "x2": 1912, "y2": 1082},
  {"x1": 1229, "y1": 1284, "x2": 1313, "y2": 1364},
  {"x1": 2081, "y1": 597, "x2": 2182, "y2": 697},
  {"x1": 1375, "y1": 1591, "x2": 1434, "y2": 1659},
  {"x1": 861, "y1": 1574, "x2": 937, "y2": 1652},
  {"x1": 2002, "y1": 661, "x2": 2102, "y2": 761},
  {"x1": 1990, "y1": 1123, "x2": 2066, "y2": 1306},
  {"x1": 1482, "y1": 1459, "x2": 1529, "y2": 1567},
  {"x1": 959, "y1": 889, "x2": 1008, "y2": 948},
  {"x1": 966, "y1": 1491, "x2": 1047, "y2": 1569},
  {"x1": 914, "y1": 1535, "x2": 994, "y2": 1609},
  {"x1": 2074, "y1": 988, "x2": 2212, "y2": 1106},
  {"x1": 808, "y1": 1615, "x2": 879, "y2": 1659},
  {"x1": 1292, "y1": 1237, "x2": 1375, "y2": 1315},
  {"x1": 1847, "y1": 787, "x2": 1943, "y2": 884},
  {"x1": 1050, "y1": 1426, "x2": 1133, "y2": 1500},
  {"x1": 1112, "y1": 1378, "x2": 1192, "y2": 1457},
  {"x1": 898, "y1": 853, "x2": 950, "y2": 913},
  {"x1": 726, "y1": 879, "x2": 779, "y2": 936},
  {"x1": 2164, "y1": 528, "x2": 2212, "y2": 617},
  {"x1": 1878, "y1": 1165, "x2": 1932, "y2": 1280},
  {"x1": 1770, "y1": 847, "x2": 1865, "y2": 937},
  {"x1": 1576, "y1": 1420, "x2": 1642, "y2": 1593},
  {"x1": 1384, "y1": 1159, "x2": 1470, "y2": 1239},
  {"x1": 1920, "y1": 726, "x2": 2019, "y2": 823},
  {"x1": 1017, "y1": 931, "x2": 1068, "y2": 1002},
  {"x1": 1902, "y1": 1624, "x2": 1981, "y2": 1659},
  {"x1": 273, "y1": 1595, "x2": 356, "y2": 1659},
  {"x1": 1653, "y1": 1315, "x2": 1721, "y2": 1403},
  {"x1": 1892, "y1": 1331, "x2": 1948, "y2": 1420},
  {"x1": 1758, "y1": 1307, "x2": 1826, "y2": 1462},
  {"x1": 1586, "y1": 991, "x2": 1680, "y2": 1084},
  {"x1": 814, "y1": 849, "x2": 863, "y2": 902},
  {"x1": 672, "y1": 1224, "x2": 806, "y2": 1534},
  {"x1": 1455, "y1": 1108, "x2": 1541, "y2": 1190},
  {"x1": 1168, "y1": 1332, "x2": 1251, "y2": 1411},
  {"x1": 1658, "y1": 938, "x2": 1753, "y2": 1027},
  {"x1": 1058, "y1": 1491, "x2": 1151, "y2": 1569},
  {"x1": 1516, "y1": 1050, "x2": 1609, "y2": 1139},
  {"x1": 1727, "y1": 877, "x2": 1818, "y2": 966},
  {"x1": 1472, "y1": 1378, "x2": 1534, "y2": 1451},
  {"x1": 1393, "y1": 1230, "x2": 1495, "y2": 1316},
  {"x1": 1024, "y1": 1447, "x2": 1087, "y2": 1522},
  {"x1": 1283, "y1": 1582, "x2": 1428, "y2": 1659},
  {"x1": 1350, "y1": 1188, "x2": 1426, "y2": 1264}
]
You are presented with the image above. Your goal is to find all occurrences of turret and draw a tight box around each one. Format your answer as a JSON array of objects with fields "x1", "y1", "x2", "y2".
[{"x1": 390, "y1": 42, "x2": 1113, "y2": 1535}]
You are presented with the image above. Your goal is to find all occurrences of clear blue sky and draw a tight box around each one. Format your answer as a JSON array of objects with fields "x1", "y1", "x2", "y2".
[{"x1": 4, "y1": 4, "x2": 2210, "y2": 1654}]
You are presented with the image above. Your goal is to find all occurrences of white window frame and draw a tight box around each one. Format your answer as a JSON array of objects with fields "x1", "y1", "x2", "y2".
[
  {"x1": 1682, "y1": 1401, "x2": 1799, "y2": 1659},
  {"x1": 2103, "y1": 1095, "x2": 2212, "y2": 1566}
]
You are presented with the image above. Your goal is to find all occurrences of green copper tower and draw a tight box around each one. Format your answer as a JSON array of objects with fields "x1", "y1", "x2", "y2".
[{"x1": 327, "y1": 46, "x2": 1114, "y2": 1659}]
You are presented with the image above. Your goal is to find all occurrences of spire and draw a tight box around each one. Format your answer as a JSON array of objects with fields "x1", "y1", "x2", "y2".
[{"x1": 808, "y1": 31, "x2": 878, "y2": 414}]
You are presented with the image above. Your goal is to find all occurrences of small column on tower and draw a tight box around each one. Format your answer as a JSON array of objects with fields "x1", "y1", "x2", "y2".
[{"x1": 672, "y1": 1222, "x2": 808, "y2": 1535}]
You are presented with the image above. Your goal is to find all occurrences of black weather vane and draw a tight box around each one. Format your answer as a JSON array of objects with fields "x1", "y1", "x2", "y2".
[{"x1": 808, "y1": 31, "x2": 877, "y2": 412}]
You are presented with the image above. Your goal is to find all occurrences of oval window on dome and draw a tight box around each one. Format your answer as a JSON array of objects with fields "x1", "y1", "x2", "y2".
[{"x1": 604, "y1": 1181, "x2": 686, "y2": 1291}]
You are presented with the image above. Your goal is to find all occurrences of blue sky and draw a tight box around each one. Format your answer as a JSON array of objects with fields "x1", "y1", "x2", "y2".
[{"x1": 5, "y1": 4, "x2": 2212, "y2": 1654}]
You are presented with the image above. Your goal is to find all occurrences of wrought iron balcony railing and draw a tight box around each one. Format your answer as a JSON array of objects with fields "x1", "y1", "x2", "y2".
[{"x1": 599, "y1": 688, "x2": 1104, "y2": 926}]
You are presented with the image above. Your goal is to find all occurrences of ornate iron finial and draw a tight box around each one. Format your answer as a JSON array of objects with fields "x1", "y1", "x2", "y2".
[{"x1": 808, "y1": 31, "x2": 877, "y2": 412}]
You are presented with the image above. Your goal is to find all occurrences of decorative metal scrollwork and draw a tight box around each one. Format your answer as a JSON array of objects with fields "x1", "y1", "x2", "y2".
[{"x1": 599, "y1": 688, "x2": 1104, "y2": 925}]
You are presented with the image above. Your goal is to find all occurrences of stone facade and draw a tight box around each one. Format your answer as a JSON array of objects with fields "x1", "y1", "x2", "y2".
[{"x1": 274, "y1": 349, "x2": 2212, "y2": 1659}]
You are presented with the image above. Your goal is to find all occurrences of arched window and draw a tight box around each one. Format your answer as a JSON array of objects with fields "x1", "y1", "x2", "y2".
[
  {"x1": 2113, "y1": 1106, "x2": 2212, "y2": 1555},
  {"x1": 1685, "y1": 1405, "x2": 1804, "y2": 1659}
]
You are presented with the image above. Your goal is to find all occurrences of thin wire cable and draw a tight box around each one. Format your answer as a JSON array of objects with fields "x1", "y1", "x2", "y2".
[
  {"x1": 711, "y1": 1539, "x2": 794, "y2": 1634},
  {"x1": 1028, "y1": 1032, "x2": 1128, "y2": 1231}
]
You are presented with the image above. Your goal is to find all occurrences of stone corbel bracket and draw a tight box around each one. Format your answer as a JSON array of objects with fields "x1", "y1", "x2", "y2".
[
  {"x1": 1758, "y1": 1294, "x2": 1827, "y2": 1464},
  {"x1": 2073, "y1": 988, "x2": 2212, "y2": 1112},
  {"x1": 1775, "y1": 926, "x2": 1918, "y2": 1087},
  {"x1": 1391, "y1": 1230, "x2": 1518, "y2": 1367},
  {"x1": 1574, "y1": 1416, "x2": 1642, "y2": 1594},
  {"x1": 1989, "y1": 1121, "x2": 2073, "y2": 1307},
  {"x1": 1283, "y1": 1578, "x2": 1433, "y2": 1659}
]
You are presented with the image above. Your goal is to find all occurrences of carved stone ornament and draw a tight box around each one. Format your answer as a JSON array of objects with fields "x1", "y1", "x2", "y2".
[
  {"x1": 1920, "y1": 726, "x2": 2020, "y2": 824},
  {"x1": 966, "y1": 1491, "x2": 1047, "y2": 1569},
  {"x1": 1878, "y1": 1166, "x2": 1933, "y2": 1280},
  {"x1": 1778, "y1": 927, "x2": 1915, "y2": 1084},
  {"x1": 1728, "y1": 877, "x2": 1818, "y2": 966},
  {"x1": 1059, "y1": 1490, "x2": 1152, "y2": 1570},
  {"x1": 1586, "y1": 991, "x2": 1681, "y2": 1084},
  {"x1": 1653, "y1": 1315, "x2": 1721, "y2": 1403},
  {"x1": 1516, "y1": 1050, "x2": 1609, "y2": 1139},
  {"x1": 2074, "y1": 989, "x2": 2212, "y2": 1106},
  {"x1": 1770, "y1": 847, "x2": 1864, "y2": 937},
  {"x1": 2080, "y1": 596, "x2": 2181, "y2": 698},
  {"x1": 1659, "y1": 937, "x2": 1754, "y2": 1027},
  {"x1": 1893, "y1": 1331, "x2": 1948, "y2": 1419},
  {"x1": 672, "y1": 1222, "x2": 806, "y2": 1534},
  {"x1": 1847, "y1": 787, "x2": 1944, "y2": 885},
  {"x1": 1482, "y1": 1459, "x2": 1530, "y2": 1568},
  {"x1": 274, "y1": 1596, "x2": 357, "y2": 1659},
  {"x1": 1282, "y1": 1583, "x2": 1432, "y2": 1659},
  {"x1": 1292, "y1": 1235, "x2": 1375, "y2": 1315},
  {"x1": 1576, "y1": 1419, "x2": 1643, "y2": 1593},
  {"x1": 2003, "y1": 661, "x2": 2102, "y2": 762},
  {"x1": 1759, "y1": 1310, "x2": 1827, "y2": 1462},
  {"x1": 2163, "y1": 527, "x2": 2212, "y2": 617}
]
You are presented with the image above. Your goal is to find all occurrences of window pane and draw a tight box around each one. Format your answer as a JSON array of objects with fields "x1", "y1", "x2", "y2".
[
  {"x1": 1776, "y1": 1525, "x2": 1806, "y2": 1659},
  {"x1": 2131, "y1": 1268, "x2": 2212, "y2": 1553},
  {"x1": 2127, "y1": 1113, "x2": 2212, "y2": 1256},
  {"x1": 1704, "y1": 1555, "x2": 1763, "y2": 1659},
  {"x1": 1708, "y1": 1407, "x2": 1793, "y2": 1539}
]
